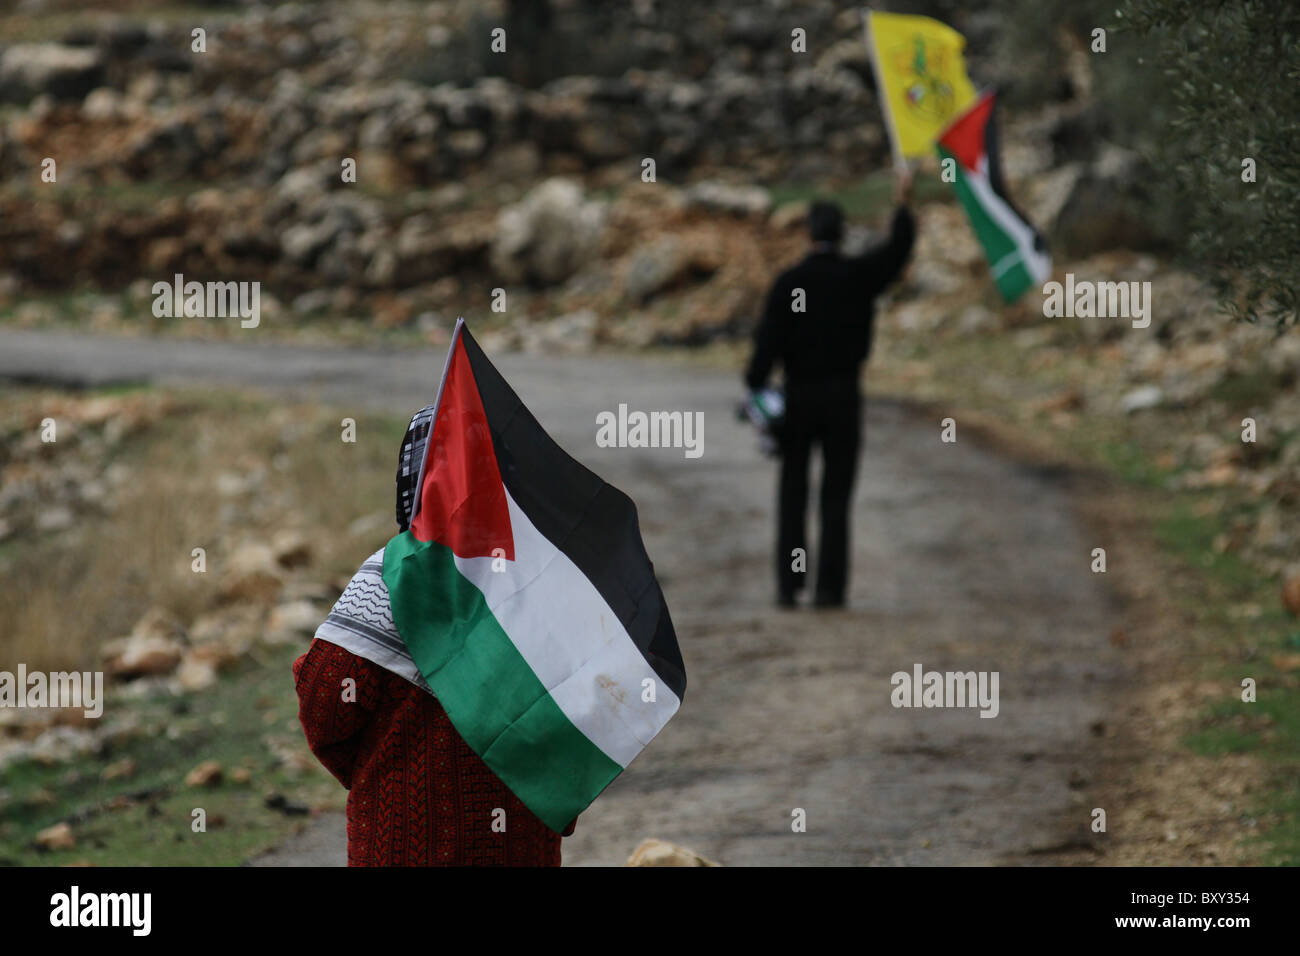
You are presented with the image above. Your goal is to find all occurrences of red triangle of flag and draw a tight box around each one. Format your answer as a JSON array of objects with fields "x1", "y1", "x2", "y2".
[
  {"x1": 937, "y1": 90, "x2": 995, "y2": 173},
  {"x1": 410, "y1": 336, "x2": 515, "y2": 560}
]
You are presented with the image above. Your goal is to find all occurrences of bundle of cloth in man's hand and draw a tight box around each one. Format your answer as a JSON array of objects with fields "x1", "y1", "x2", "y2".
[{"x1": 736, "y1": 386, "x2": 786, "y2": 458}]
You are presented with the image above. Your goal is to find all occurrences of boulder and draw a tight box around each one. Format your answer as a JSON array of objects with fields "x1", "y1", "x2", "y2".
[
  {"x1": 82, "y1": 86, "x2": 125, "y2": 121},
  {"x1": 281, "y1": 220, "x2": 339, "y2": 267},
  {"x1": 274, "y1": 162, "x2": 337, "y2": 208},
  {"x1": 1120, "y1": 385, "x2": 1164, "y2": 414},
  {"x1": 188, "y1": 607, "x2": 259, "y2": 649},
  {"x1": 266, "y1": 600, "x2": 322, "y2": 643},
  {"x1": 176, "y1": 650, "x2": 219, "y2": 691},
  {"x1": 490, "y1": 178, "x2": 607, "y2": 286},
  {"x1": 769, "y1": 201, "x2": 809, "y2": 232},
  {"x1": 220, "y1": 543, "x2": 284, "y2": 603},
  {"x1": 0, "y1": 44, "x2": 105, "y2": 103},
  {"x1": 101, "y1": 757, "x2": 137, "y2": 781},
  {"x1": 34, "y1": 821, "x2": 76, "y2": 851},
  {"x1": 34, "y1": 506, "x2": 74, "y2": 532},
  {"x1": 103, "y1": 633, "x2": 183, "y2": 679},
  {"x1": 184, "y1": 759, "x2": 223, "y2": 788},
  {"x1": 683, "y1": 181, "x2": 771, "y2": 217},
  {"x1": 1051, "y1": 145, "x2": 1165, "y2": 257},
  {"x1": 623, "y1": 237, "x2": 687, "y2": 303},
  {"x1": 272, "y1": 530, "x2": 313, "y2": 569},
  {"x1": 626, "y1": 838, "x2": 720, "y2": 866},
  {"x1": 517, "y1": 309, "x2": 598, "y2": 356},
  {"x1": 131, "y1": 606, "x2": 184, "y2": 642}
]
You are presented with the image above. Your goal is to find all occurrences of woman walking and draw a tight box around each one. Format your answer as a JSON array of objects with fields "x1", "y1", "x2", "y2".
[{"x1": 293, "y1": 405, "x2": 573, "y2": 866}]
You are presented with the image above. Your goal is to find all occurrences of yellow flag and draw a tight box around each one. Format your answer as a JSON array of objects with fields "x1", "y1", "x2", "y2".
[{"x1": 865, "y1": 11, "x2": 978, "y2": 159}]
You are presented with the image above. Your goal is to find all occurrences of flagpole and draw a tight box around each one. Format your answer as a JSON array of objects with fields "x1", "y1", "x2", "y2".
[
  {"x1": 409, "y1": 315, "x2": 465, "y2": 525},
  {"x1": 862, "y1": 6, "x2": 909, "y2": 176}
]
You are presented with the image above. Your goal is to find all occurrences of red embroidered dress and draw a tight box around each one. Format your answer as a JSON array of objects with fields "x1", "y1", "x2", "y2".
[{"x1": 293, "y1": 637, "x2": 565, "y2": 866}]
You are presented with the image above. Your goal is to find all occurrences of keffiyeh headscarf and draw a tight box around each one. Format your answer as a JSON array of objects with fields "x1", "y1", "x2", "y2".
[
  {"x1": 395, "y1": 404, "x2": 435, "y2": 532},
  {"x1": 312, "y1": 405, "x2": 437, "y2": 692}
]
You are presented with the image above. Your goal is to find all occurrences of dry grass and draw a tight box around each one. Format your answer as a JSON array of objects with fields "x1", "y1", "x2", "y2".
[{"x1": 0, "y1": 385, "x2": 406, "y2": 671}]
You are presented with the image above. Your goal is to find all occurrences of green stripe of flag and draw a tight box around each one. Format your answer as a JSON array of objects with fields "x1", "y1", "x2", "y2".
[
  {"x1": 938, "y1": 144, "x2": 1038, "y2": 303},
  {"x1": 383, "y1": 529, "x2": 622, "y2": 833}
]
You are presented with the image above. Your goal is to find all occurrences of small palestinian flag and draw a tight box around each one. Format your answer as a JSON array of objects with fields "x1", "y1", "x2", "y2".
[
  {"x1": 936, "y1": 89, "x2": 1051, "y2": 302},
  {"x1": 384, "y1": 318, "x2": 686, "y2": 832}
]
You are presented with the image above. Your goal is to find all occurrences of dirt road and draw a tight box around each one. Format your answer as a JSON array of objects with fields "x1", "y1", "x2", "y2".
[{"x1": 0, "y1": 327, "x2": 1126, "y2": 866}]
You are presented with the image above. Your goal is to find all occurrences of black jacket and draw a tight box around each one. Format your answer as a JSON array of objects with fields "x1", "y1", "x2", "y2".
[{"x1": 745, "y1": 206, "x2": 915, "y2": 392}]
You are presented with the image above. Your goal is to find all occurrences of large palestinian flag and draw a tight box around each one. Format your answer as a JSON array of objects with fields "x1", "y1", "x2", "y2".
[
  {"x1": 936, "y1": 90, "x2": 1051, "y2": 302},
  {"x1": 383, "y1": 319, "x2": 686, "y2": 833}
]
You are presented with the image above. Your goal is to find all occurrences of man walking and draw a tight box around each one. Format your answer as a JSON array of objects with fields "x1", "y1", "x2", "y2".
[{"x1": 745, "y1": 170, "x2": 916, "y2": 608}]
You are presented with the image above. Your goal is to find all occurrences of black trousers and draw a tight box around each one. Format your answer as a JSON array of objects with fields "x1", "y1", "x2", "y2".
[{"x1": 776, "y1": 381, "x2": 862, "y2": 601}]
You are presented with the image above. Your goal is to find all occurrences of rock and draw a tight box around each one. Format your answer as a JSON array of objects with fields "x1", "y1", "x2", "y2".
[
  {"x1": 907, "y1": 258, "x2": 967, "y2": 296},
  {"x1": 104, "y1": 633, "x2": 183, "y2": 679},
  {"x1": 683, "y1": 181, "x2": 771, "y2": 217},
  {"x1": 281, "y1": 220, "x2": 340, "y2": 267},
  {"x1": 125, "y1": 117, "x2": 206, "y2": 178},
  {"x1": 769, "y1": 201, "x2": 809, "y2": 232},
  {"x1": 272, "y1": 530, "x2": 313, "y2": 569},
  {"x1": 184, "y1": 759, "x2": 223, "y2": 788},
  {"x1": 190, "y1": 638, "x2": 244, "y2": 671},
  {"x1": 34, "y1": 506, "x2": 74, "y2": 532},
  {"x1": 27, "y1": 725, "x2": 99, "y2": 765},
  {"x1": 1186, "y1": 462, "x2": 1239, "y2": 489},
  {"x1": 0, "y1": 273, "x2": 20, "y2": 307},
  {"x1": 1283, "y1": 575, "x2": 1300, "y2": 617},
  {"x1": 131, "y1": 607, "x2": 185, "y2": 642},
  {"x1": 101, "y1": 757, "x2": 137, "y2": 781},
  {"x1": 957, "y1": 305, "x2": 998, "y2": 335},
  {"x1": 518, "y1": 310, "x2": 598, "y2": 356},
  {"x1": 214, "y1": 469, "x2": 264, "y2": 497},
  {"x1": 292, "y1": 289, "x2": 335, "y2": 315},
  {"x1": 189, "y1": 608, "x2": 259, "y2": 650},
  {"x1": 273, "y1": 162, "x2": 336, "y2": 207},
  {"x1": 626, "y1": 838, "x2": 720, "y2": 867},
  {"x1": 220, "y1": 543, "x2": 284, "y2": 603},
  {"x1": 176, "y1": 653, "x2": 218, "y2": 691},
  {"x1": 416, "y1": 310, "x2": 448, "y2": 334},
  {"x1": 0, "y1": 44, "x2": 105, "y2": 103},
  {"x1": 347, "y1": 511, "x2": 392, "y2": 538},
  {"x1": 265, "y1": 792, "x2": 310, "y2": 815},
  {"x1": 490, "y1": 179, "x2": 607, "y2": 286},
  {"x1": 623, "y1": 237, "x2": 686, "y2": 303},
  {"x1": 34, "y1": 821, "x2": 76, "y2": 851},
  {"x1": 371, "y1": 294, "x2": 414, "y2": 329},
  {"x1": 447, "y1": 128, "x2": 487, "y2": 159},
  {"x1": 266, "y1": 600, "x2": 321, "y2": 643},
  {"x1": 82, "y1": 86, "x2": 124, "y2": 121},
  {"x1": 1052, "y1": 145, "x2": 1163, "y2": 257},
  {"x1": 1026, "y1": 161, "x2": 1083, "y2": 233},
  {"x1": 814, "y1": 37, "x2": 872, "y2": 76},
  {"x1": 1120, "y1": 385, "x2": 1163, "y2": 414},
  {"x1": 486, "y1": 141, "x2": 541, "y2": 180}
]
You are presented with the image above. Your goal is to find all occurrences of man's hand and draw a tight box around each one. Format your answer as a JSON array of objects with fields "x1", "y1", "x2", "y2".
[{"x1": 893, "y1": 167, "x2": 914, "y2": 206}]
